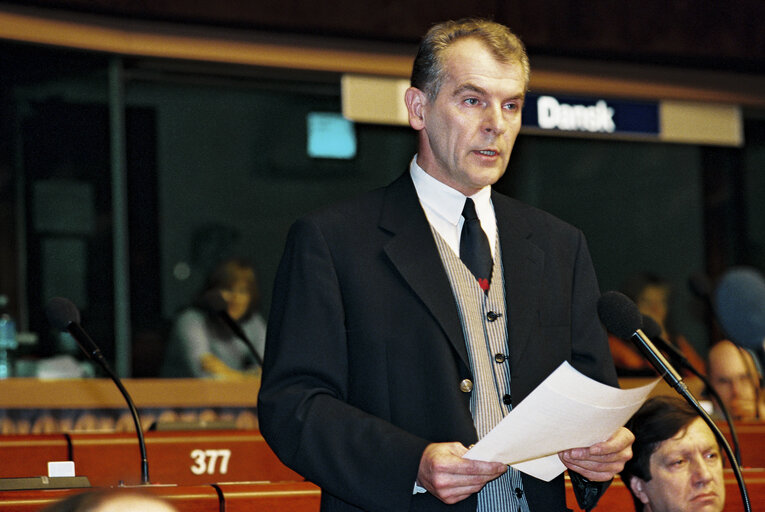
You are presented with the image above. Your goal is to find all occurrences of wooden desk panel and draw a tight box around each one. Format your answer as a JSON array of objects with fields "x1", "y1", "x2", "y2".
[
  {"x1": 0, "y1": 435, "x2": 69, "y2": 478},
  {"x1": 69, "y1": 430, "x2": 303, "y2": 486},
  {"x1": 144, "y1": 485, "x2": 221, "y2": 512},
  {"x1": 216, "y1": 481, "x2": 321, "y2": 512},
  {"x1": 717, "y1": 421, "x2": 765, "y2": 469},
  {"x1": 0, "y1": 379, "x2": 259, "y2": 409},
  {"x1": 0, "y1": 488, "x2": 83, "y2": 511},
  {"x1": 565, "y1": 469, "x2": 765, "y2": 511}
]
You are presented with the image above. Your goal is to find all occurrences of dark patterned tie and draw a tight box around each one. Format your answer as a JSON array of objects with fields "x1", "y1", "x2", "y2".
[{"x1": 460, "y1": 198, "x2": 493, "y2": 293}]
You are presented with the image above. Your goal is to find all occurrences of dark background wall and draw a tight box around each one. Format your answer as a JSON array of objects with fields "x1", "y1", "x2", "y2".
[
  {"x1": 6, "y1": 0, "x2": 765, "y2": 73},
  {"x1": 0, "y1": 0, "x2": 764, "y2": 376}
]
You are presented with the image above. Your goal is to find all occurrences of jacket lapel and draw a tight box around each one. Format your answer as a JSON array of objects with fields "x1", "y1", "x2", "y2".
[
  {"x1": 379, "y1": 173, "x2": 470, "y2": 368},
  {"x1": 492, "y1": 193, "x2": 545, "y2": 363}
]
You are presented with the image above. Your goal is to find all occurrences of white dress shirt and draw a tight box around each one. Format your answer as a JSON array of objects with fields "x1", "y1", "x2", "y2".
[{"x1": 409, "y1": 155, "x2": 497, "y2": 259}]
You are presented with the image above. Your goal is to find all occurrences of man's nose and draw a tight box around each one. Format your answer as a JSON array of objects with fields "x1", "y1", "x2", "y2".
[
  {"x1": 483, "y1": 105, "x2": 507, "y2": 135},
  {"x1": 691, "y1": 456, "x2": 714, "y2": 486}
]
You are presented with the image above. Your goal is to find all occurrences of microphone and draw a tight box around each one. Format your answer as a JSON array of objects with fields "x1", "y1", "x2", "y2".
[
  {"x1": 598, "y1": 291, "x2": 751, "y2": 511},
  {"x1": 642, "y1": 314, "x2": 742, "y2": 465},
  {"x1": 640, "y1": 315, "x2": 691, "y2": 370},
  {"x1": 201, "y1": 289, "x2": 263, "y2": 367},
  {"x1": 45, "y1": 298, "x2": 150, "y2": 485},
  {"x1": 713, "y1": 266, "x2": 765, "y2": 351},
  {"x1": 597, "y1": 291, "x2": 684, "y2": 390}
]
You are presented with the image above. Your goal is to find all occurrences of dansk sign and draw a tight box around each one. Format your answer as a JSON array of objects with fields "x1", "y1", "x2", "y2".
[{"x1": 522, "y1": 94, "x2": 659, "y2": 137}]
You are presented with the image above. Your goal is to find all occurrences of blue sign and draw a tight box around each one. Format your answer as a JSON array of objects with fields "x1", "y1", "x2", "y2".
[{"x1": 522, "y1": 94, "x2": 659, "y2": 136}]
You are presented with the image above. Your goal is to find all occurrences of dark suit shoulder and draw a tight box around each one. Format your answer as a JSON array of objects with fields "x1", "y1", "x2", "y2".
[{"x1": 491, "y1": 191, "x2": 583, "y2": 241}]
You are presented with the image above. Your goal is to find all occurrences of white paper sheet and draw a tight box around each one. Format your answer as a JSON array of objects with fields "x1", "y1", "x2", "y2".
[{"x1": 463, "y1": 361, "x2": 659, "y2": 481}]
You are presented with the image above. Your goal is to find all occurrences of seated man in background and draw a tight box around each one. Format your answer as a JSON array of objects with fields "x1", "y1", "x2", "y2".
[
  {"x1": 707, "y1": 339, "x2": 765, "y2": 421},
  {"x1": 620, "y1": 396, "x2": 725, "y2": 512}
]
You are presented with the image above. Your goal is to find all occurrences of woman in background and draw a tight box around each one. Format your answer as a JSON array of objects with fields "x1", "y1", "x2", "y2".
[
  {"x1": 610, "y1": 272, "x2": 706, "y2": 376},
  {"x1": 161, "y1": 258, "x2": 265, "y2": 378}
]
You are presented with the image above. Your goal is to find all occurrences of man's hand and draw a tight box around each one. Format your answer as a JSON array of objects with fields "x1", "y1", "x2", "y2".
[
  {"x1": 417, "y1": 442, "x2": 507, "y2": 504},
  {"x1": 558, "y1": 427, "x2": 634, "y2": 481}
]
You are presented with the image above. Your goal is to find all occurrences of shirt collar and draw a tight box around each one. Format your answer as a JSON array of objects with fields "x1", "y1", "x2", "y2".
[{"x1": 410, "y1": 155, "x2": 493, "y2": 226}]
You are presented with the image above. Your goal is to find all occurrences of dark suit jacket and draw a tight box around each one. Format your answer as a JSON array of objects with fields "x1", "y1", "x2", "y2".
[{"x1": 258, "y1": 172, "x2": 618, "y2": 512}]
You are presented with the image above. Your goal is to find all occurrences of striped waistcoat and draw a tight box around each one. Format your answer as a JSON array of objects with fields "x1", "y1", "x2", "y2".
[{"x1": 432, "y1": 229, "x2": 531, "y2": 512}]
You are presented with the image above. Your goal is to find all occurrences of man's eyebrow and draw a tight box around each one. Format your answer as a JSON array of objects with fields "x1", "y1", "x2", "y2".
[{"x1": 452, "y1": 83, "x2": 486, "y2": 96}]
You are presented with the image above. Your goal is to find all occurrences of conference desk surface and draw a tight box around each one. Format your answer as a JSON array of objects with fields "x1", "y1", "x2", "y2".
[
  {"x1": 0, "y1": 481, "x2": 321, "y2": 512},
  {"x1": 6, "y1": 421, "x2": 765, "y2": 485},
  {"x1": 2, "y1": 427, "x2": 765, "y2": 510},
  {"x1": 0, "y1": 430, "x2": 302, "y2": 486},
  {"x1": 717, "y1": 421, "x2": 765, "y2": 470},
  {"x1": 0, "y1": 472, "x2": 761, "y2": 512}
]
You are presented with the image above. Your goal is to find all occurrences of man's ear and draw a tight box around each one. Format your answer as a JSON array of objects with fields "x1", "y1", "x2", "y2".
[
  {"x1": 405, "y1": 87, "x2": 427, "y2": 130},
  {"x1": 629, "y1": 475, "x2": 651, "y2": 506}
]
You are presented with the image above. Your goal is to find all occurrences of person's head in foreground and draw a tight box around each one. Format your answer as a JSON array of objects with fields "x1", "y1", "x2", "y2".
[
  {"x1": 620, "y1": 396, "x2": 725, "y2": 512},
  {"x1": 41, "y1": 489, "x2": 177, "y2": 512}
]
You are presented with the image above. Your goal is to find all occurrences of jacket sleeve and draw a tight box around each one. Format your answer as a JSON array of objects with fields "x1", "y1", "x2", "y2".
[
  {"x1": 568, "y1": 229, "x2": 619, "y2": 509},
  {"x1": 257, "y1": 217, "x2": 430, "y2": 512}
]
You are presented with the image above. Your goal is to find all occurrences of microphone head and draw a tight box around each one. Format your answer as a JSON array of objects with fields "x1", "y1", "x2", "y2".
[
  {"x1": 45, "y1": 297, "x2": 81, "y2": 330},
  {"x1": 641, "y1": 315, "x2": 662, "y2": 339},
  {"x1": 597, "y1": 291, "x2": 643, "y2": 340},
  {"x1": 714, "y1": 266, "x2": 765, "y2": 350},
  {"x1": 200, "y1": 289, "x2": 228, "y2": 314}
]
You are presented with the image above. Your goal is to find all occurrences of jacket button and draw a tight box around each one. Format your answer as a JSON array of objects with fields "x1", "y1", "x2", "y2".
[
  {"x1": 487, "y1": 311, "x2": 501, "y2": 322},
  {"x1": 503, "y1": 394, "x2": 512, "y2": 405},
  {"x1": 459, "y1": 379, "x2": 473, "y2": 393},
  {"x1": 494, "y1": 353, "x2": 506, "y2": 363}
]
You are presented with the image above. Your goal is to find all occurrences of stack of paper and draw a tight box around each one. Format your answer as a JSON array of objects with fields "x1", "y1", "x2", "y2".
[{"x1": 464, "y1": 361, "x2": 659, "y2": 481}]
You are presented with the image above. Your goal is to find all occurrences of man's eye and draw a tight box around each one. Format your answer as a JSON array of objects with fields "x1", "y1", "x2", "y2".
[
  {"x1": 504, "y1": 102, "x2": 519, "y2": 111},
  {"x1": 464, "y1": 98, "x2": 479, "y2": 106}
]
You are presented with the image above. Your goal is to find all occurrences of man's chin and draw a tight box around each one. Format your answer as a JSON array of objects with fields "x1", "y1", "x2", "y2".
[{"x1": 688, "y1": 494, "x2": 724, "y2": 512}]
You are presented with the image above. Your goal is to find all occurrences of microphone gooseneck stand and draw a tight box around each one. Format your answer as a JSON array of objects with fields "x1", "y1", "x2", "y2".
[
  {"x1": 72, "y1": 323, "x2": 151, "y2": 485},
  {"x1": 631, "y1": 333, "x2": 750, "y2": 512},
  {"x1": 642, "y1": 317, "x2": 743, "y2": 466},
  {"x1": 47, "y1": 298, "x2": 150, "y2": 485},
  {"x1": 599, "y1": 292, "x2": 750, "y2": 512}
]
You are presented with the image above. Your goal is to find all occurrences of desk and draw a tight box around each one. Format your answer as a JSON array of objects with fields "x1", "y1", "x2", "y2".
[
  {"x1": 0, "y1": 485, "x2": 221, "y2": 512},
  {"x1": 0, "y1": 435, "x2": 68, "y2": 478},
  {"x1": 717, "y1": 421, "x2": 765, "y2": 469},
  {"x1": 216, "y1": 481, "x2": 320, "y2": 511},
  {"x1": 69, "y1": 430, "x2": 302, "y2": 486},
  {"x1": 0, "y1": 430, "x2": 302, "y2": 487},
  {"x1": 0, "y1": 378, "x2": 259, "y2": 434}
]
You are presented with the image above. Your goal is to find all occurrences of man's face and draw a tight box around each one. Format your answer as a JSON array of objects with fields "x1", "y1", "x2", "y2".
[
  {"x1": 708, "y1": 341, "x2": 759, "y2": 420},
  {"x1": 630, "y1": 418, "x2": 725, "y2": 512},
  {"x1": 405, "y1": 37, "x2": 525, "y2": 196}
]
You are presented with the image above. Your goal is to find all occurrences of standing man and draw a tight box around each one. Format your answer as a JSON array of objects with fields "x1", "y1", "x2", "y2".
[{"x1": 258, "y1": 18, "x2": 633, "y2": 511}]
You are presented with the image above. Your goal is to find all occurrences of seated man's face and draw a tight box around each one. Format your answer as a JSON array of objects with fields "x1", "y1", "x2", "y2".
[
  {"x1": 708, "y1": 341, "x2": 760, "y2": 420},
  {"x1": 629, "y1": 417, "x2": 725, "y2": 512}
]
